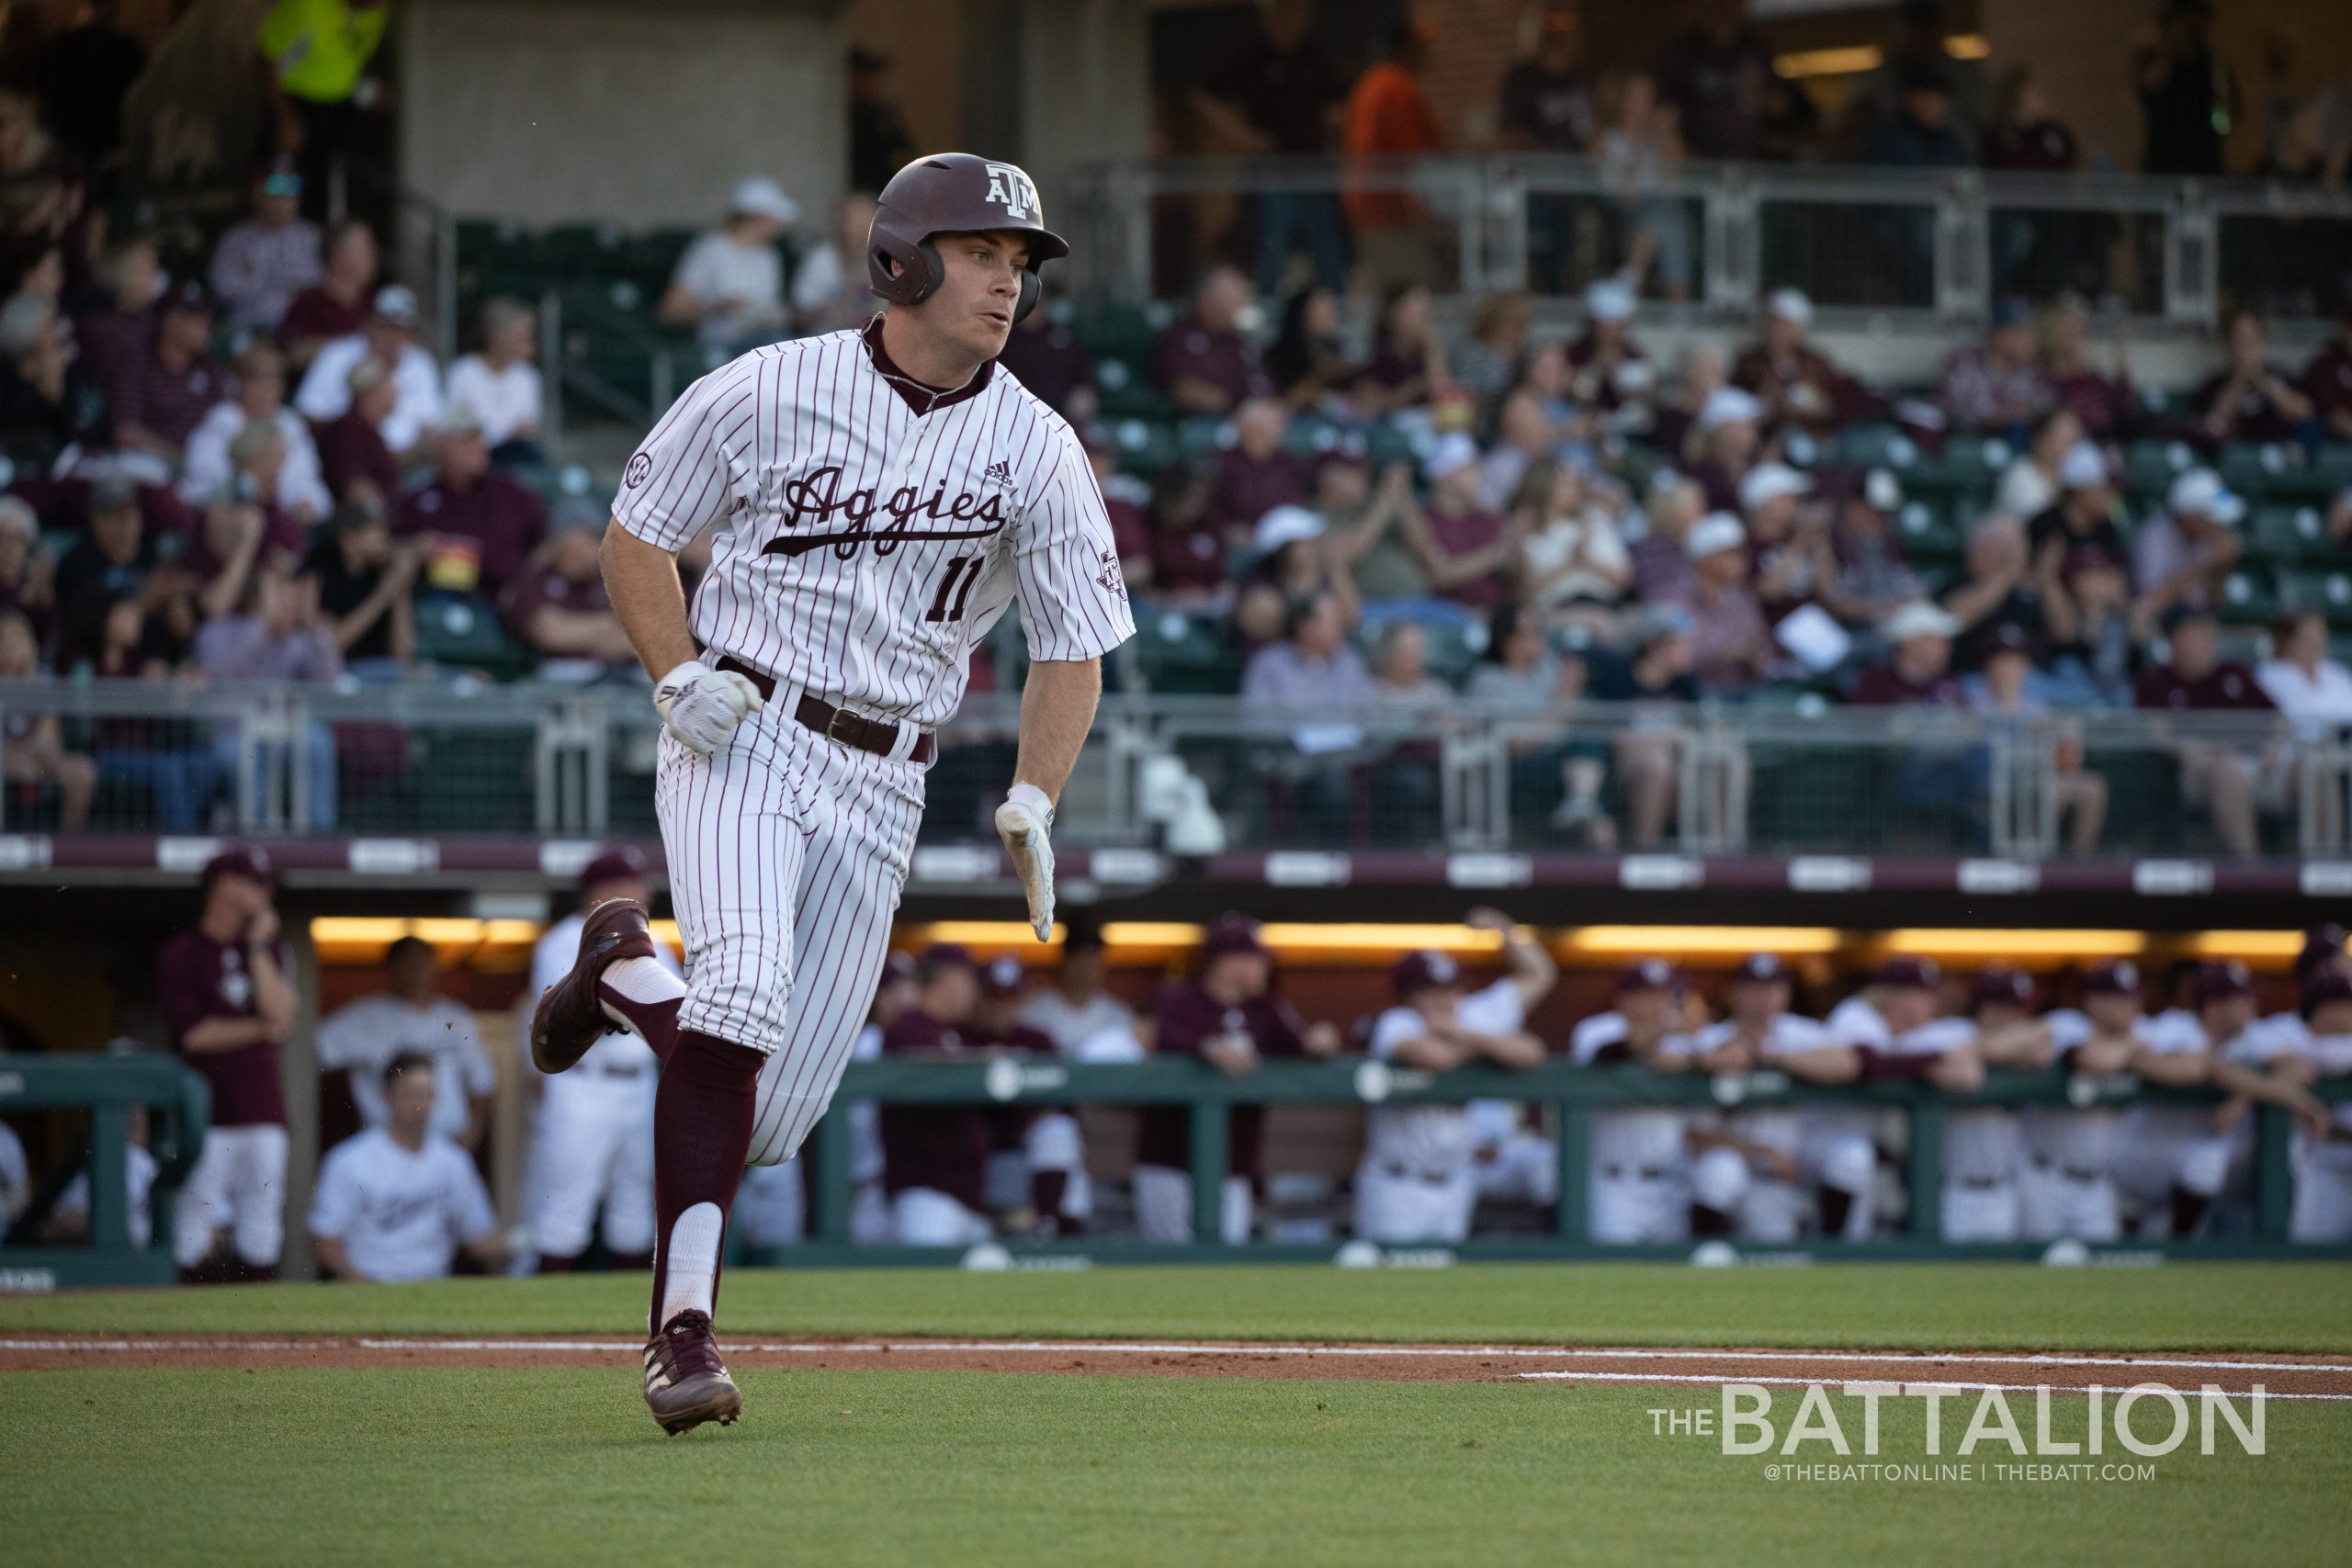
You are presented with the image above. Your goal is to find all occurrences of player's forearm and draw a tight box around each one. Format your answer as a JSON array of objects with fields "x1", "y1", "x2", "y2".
[
  {"x1": 1012, "y1": 658, "x2": 1101, "y2": 807},
  {"x1": 311, "y1": 1235, "x2": 357, "y2": 1280},
  {"x1": 181, "y1": 1016, "x2": 274, "y2": 1054},
  {"x1": 600, "y1": 523, "x2": 699, "y2": 681}
]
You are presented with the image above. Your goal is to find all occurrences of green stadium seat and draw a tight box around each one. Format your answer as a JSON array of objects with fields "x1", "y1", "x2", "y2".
[
  {"x1": 2312, "y1": 446, "x2": 2352, "y2": 490},
  {"x1": 2216, "y1": 570, "x2": 2277, "y2": 626},
  {"x1": 413, "y1": 592, "x2": 537, "y2": 682},
  {"x1": 2249, "y1": 503, "x2": 2335, "y2": 564},
  {"x1": 2124, "y1": 439, "x2": 2196, "y2": 492},
  {"x1": 1833, "y1": 426, "x2": 1917, "y2": 468},
  {"x1": 1132, "y1": 608, "x2": 1238, "y2": 694},
  {"x1": 1894, "y1": 499, "x2": 1964, "y2": 562},
  {"x1": 2218, "y1": 443, "x2": 2297, "y2": 496},
  {"x1": 2277, "y1": 569, "x2": 2352, "y2": 625}
]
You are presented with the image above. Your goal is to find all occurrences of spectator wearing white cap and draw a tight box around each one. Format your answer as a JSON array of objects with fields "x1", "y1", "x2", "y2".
[
  {"x1": 2132, "y1": 468, "x2": 2246, "y2": 621},
  {"x1": 1853, "y1": 602, "x2": 1965, "y2": 705},
  {"x1": 1667, "y1": 513, "x2": 1773, "y2": 696},
  {"x1": 1738, "y1": 461, "x2": 1832, "y2": 622},
  {"x1": 294, "y1": 285, "x2": 444, "y2": 455},
  {"x1": 1401, "y1": 432, "x2": 1521, "y2": 612},
  {"x1": 1942, "y1": 513, "x2": 2059, "y2": 676},
  {"x1": 1686, "y1": 385, "x2": 1763, "y2": 514},
  {"x1": 1566, "y1": 278, "x2": 1646, "y2": 411},
  {"x1": 1996, "y1": 407, "x2": 2085, "y2": 522},
  {"x1": 2022, "y1": 438, "x2": 2122, "y2": 571},
  {"x1": 442, "y1": 298, "x2": 543, "y2": 462},
  {"x1": 1231, "y1": 502, "x2": 1360, "y2": 650},
  {"x1": 659, "y1": 175, "x2": 798, "y2": 351},
  {"x1": 1733, "y1": 288, "x2": 1862, "y2": 434}
]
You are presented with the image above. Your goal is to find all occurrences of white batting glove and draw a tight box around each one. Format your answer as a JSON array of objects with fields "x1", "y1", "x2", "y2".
[
  {"x1": 994, "y1": 782, "x2": 1057, "y2": 942},
  {"x1": 654, "y1": 660, "x2": 764, "y2": 757}
]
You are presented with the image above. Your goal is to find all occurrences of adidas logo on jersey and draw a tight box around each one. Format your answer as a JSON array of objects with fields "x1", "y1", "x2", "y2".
[{"x1": 982, "y1": 459, "x2": 1014, "y2": 488}]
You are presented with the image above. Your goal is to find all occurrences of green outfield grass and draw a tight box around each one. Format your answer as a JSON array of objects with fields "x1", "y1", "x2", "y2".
[
  {"x1": 2, "y1": 1366, "x2": 2343, "y2": 1568},
  {"x1": 6, "y1": 1261, "x2": 2352, "y2": 1351}
]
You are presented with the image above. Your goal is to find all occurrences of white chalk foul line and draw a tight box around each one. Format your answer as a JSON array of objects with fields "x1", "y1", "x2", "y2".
[
  {"x1": 4, "y1": 1337, "x2": 2349, "y2": 1380},
  {"x1": 1511, "y1": 1370, "x2": 2352, "y2": 1401}
]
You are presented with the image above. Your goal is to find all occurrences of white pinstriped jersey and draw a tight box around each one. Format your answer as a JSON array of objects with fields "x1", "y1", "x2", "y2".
[
  {"x1": 1702, "y1": 1013, "x2": 1830, "y2": 1156},
  {"x1": 1570, "y1": 1011, "x2": 1694, "y2": 1168},
  {"x1": 2021, "y1": 1009, "x2": 2143, "y2": 1170},
  {"x1": 2229, "y1": 1014, "x2": 2352, "y2": 1135},
  {"x1": 612, "y1": 320, "x2": 1135, "y2": 727},
  {"x1": 1364, "y1": 981, "x2": 1524, "y2": 1172},
  {"x1": 1895, "y1": 1016, "x2": 2018, "y2": 1182}
]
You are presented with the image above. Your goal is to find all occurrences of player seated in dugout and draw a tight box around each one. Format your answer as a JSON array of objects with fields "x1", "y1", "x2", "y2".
[{"x1": 310, "y1": 1053, "x2": 505, "y2": 1283}]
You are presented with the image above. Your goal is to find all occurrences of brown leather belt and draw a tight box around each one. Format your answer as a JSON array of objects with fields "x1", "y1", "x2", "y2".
[{"x1": 716, "y1": 657, "x2": 934, "y2": 763}]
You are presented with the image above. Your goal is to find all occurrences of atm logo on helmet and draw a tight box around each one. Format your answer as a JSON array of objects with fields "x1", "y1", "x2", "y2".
[{"x1": 984, "y1": 163, "x2": 1038, "y2": 222}]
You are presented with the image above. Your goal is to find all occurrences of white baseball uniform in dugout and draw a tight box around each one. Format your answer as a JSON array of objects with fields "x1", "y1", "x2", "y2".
[
  {"x1": 309, "y1": 1127, "x2": 497, "y2": 1282},
  {"x1": 610, "y1": 319, "x2": 1134, "y2": 1173},
  {"x1": 1354, "y1": 979, "x2": 1525, "y2": 1245}
]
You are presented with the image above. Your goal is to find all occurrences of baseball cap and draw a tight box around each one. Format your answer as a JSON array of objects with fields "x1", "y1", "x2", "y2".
[
  {"x1": 2293, "y1": 923, "x2": 2346, "y2": 981},
  {"x1": 1393, "y1": 948, "x2": 1464, "y2": 997},
  {"x1": 1618, "y1": 958, "x2": 1677, "y2": 994},
  {"x1": 371, "y1": 284, "x2": 421, "y2": 325},
  {"x1": 917, "y1": 942, "x2": 975, "y2": 978},
  {"x1": 1585, "y1": 278, "x2": 1635, "y2": 322},
  {"x1": 1201, "y1": 913, "x2": 1267, "y2": 960},
  {"x1": 1871, "y1": 956, "x2": 1939, "y2": 990},
  {"x1": 2167, "y1": 468, "x2": 2245, "y2": 525},
  {"x1": 980, "y1": 953, "x2": 1026, "y2": 997},
  {"x1": 1971, "y1": 966, "x2": 2035, "y2": 1010},
  {"x1": 1880, "y1": 602, "x2": 1959, "y2": 643},
  {"x1": 580, "y1": 844, "x2": 650, "y2": 892},
  {"x1": 1422, "y1": 432, "x2": 1480, "y2": 483},
  {"x1": 88, "y1": 475, "x2": 141, "y2": 513},
  {"x1": 2082, "y1": 960, "x2": 2141, "y2": 997},
  {"x1": 2058, "y1": 442, "x2": 2110, "y2": 491},
  {"x1": 2300, "y1": 970, "x2": 2352, "y2": 1021},
  {"x1": 1765, "y1": 288, "x2": 1814, "y2": 327},
  {"x1": 1735, "y1": 953, "x2": 1789, "y2": 985},
  {"x1": 1685, "y1": 513, "x2": 1747, "y2": 561},
  {"x1": 1253, "y1": 504, "x2": 1326, "y2": 559},
  {"x1": 879, "y1": 949, "x2": 918, "y2": 986},
  {"x1": 160, "y1": 279, "x2": 213, "y2": 317},
  {"x1": 1863, "y1": 468, "x2": 1904, "y2": 512},
  {"x1": 728, "y1": 175, "x2": 799, "y2": 226},
  {"x1": 200, "y1": 844, "x2": 276, "y2": 890},
  {"x1": 1696, "y1": 386, "x2": 1763, "y2": 433},
  {"x1": 2193, "y1": 960, "x2": 2253, "y2": 1005},
  {"x1": 1738, "y1": 462, "x2": 1810, "y2": 513}
]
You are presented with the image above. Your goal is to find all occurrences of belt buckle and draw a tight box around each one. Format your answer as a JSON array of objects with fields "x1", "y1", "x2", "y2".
[{"x1": 824, "y1": 705, "x2": 862, "y2": 747}]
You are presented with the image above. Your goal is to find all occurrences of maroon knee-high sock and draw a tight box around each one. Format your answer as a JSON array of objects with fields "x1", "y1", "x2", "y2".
[
  {"x1": 648, "y1": 1030, "x2": 763, "y2": 1335},
  {"x1": 596, "y1": 977, "x2": 683, "y2": 1064}
]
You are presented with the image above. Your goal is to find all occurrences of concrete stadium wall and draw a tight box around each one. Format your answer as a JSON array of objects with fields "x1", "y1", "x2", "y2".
[{"x1": 397, "y1": 0, "x2": 849, "y2": 227}]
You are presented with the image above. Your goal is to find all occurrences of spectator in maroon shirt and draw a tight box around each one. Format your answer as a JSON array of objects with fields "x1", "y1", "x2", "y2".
[
  {"x1": 1402, "y1": 433, "x2": 1518, "y2": 612},
  {"x1": 1207, "y1": 398, "x2": 1306, "y2": 543},
  {"x1": 877, "y1": 944, "x2": 996, "y2": 1245},
  {"x1": 1852, "y1": 602, "x2": 1967, "y2": 705},
  {"x1": 2135, "y1": 605, "x2": 2281, "y2": 856},
  {"x1": 1142, "y1": 462, "x2": 1226, "y2": 606},
  {"x1": 71, "y1": 232, "x2": 159, "y2": 395},
  {"x1": 1983, "y1": 67, "x2": 2077, "y2": 170},
  {"x1": 993, "y1": 303, "x2": 1095, "y2": 422},
  {"x1": 314, "y1": 356, "x2": 401, "y2": 505},
  {"x1": 1131, "y1": 914, "x2": 1340, "y2": 1243},
  {"x1": 2037, "y1": 297, "x2": 2140, "y2": 443},
  {"x1": 158, "y1": 846, "x2": 297, "y2": 1280},
  {"x1": 277, "y1": 220, "x2": 378, "y2": 369},
  {"x1": 1732, "y1": 288, "x2": 1863, "y2": 436},
  {"x1": 1943, "y1": 513, "x2": 2058, "y2": 675},
  {"x1": 500, "y1": 505, "x2": 634, "y2": 669},
  {"x1": 2301, "y1": 290, "x2": 2352, "y2": 446},
  {"x1": 1152, "y1": 265, "x2": 1270, "y2": 415},
  {"x1": 394, "y1": 417, "x2": 547, "y2": 596},
  {"x1": 2197, "y1": 310, "x2": 2316, "y2": 448},
  {"x1": 110, "y1": 281, "x2": 226, "y2": 463},
  {"x1": 1355, "y1": 283, "x2": 1448, "y2": 417}
]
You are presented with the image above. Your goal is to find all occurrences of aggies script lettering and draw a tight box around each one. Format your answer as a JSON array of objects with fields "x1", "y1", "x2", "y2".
[{"x1": 763, "y1": 466, "x2": 1013, "y2": 560}]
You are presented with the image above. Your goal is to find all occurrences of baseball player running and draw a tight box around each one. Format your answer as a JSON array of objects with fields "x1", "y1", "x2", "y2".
[{"x1": 528, "y1": 152, "x2": 1133, "y2": 1434}]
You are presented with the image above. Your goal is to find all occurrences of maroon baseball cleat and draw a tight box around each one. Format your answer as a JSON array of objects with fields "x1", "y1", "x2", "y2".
[
  {"x1": 530, "y1": 898, "x2": 657, "y2": 1075},
  {"x1": 643, "y1": 1310, "x2": 741, "y2": 1435}
]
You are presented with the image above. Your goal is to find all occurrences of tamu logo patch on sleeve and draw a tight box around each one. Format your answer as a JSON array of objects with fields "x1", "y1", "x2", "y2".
[
  {"x1": 1097, "y1": 547, "x2": 1125, "y2": 599},
  {"x1": 984, "y1": 164, "x2": 1039, "y2": 223}
]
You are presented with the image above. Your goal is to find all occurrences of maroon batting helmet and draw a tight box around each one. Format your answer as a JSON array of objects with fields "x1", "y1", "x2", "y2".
[{"x1": 867, "y1": 152, "x2": 1069, "y2": 325}]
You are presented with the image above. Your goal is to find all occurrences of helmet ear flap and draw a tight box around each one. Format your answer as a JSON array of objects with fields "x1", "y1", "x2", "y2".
[
  {"x1": 910, "y1": 239, "x2": 946, "y2": 305},
  {"x1": 1012, "y1": 267, "x2": 1040, "y2": 326}
]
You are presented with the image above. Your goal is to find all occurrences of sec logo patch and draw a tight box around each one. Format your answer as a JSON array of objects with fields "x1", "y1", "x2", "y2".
[{"x1": 625, "y1": 453, "x2": 652, "y2": 488}]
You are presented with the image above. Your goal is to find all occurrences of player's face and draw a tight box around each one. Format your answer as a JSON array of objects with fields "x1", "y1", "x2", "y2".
[
  {"x1": 2086, "y1": 991, "x2": 2140, "y2": 1032},
  {"x1": 927, "y1": 967, "x2": 979, "y2": 1022},
  {"x1": 1620, "y1": 987, "x2": 1669, "y2": 1030},
  {"x1": 1731, "y1": 979, "x2": 1785, "y2": 1026},
  {"x1": 387, "y1": 1066, "x2": 435, "y2": 1139},
  {"x1": 922, "y1": 231, "x2": 1031, "y2": 364},
  {"x1": 1882, "y1": 987, "x2": 1936, "y2": 1033}
]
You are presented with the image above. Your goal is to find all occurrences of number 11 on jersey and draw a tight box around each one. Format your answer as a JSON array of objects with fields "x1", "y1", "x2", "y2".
[{"x1": 925, "y1": 556, "x2": 982, "y2": 624}]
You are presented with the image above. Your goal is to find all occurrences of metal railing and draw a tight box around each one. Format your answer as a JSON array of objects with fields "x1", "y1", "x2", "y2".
[
  {"x1": 4, "y1": 682, "x2": 2346, "y2": 862},
  {"x1": 0, "y1": 1054, "x2": 209, "y2": 1290},
  {"x1": 781, "y1": 1056, "x2": 2352, "y2": 1260},
  {"x1": 1064, "y1": 154, "x2": 2352, "y2": 329}
]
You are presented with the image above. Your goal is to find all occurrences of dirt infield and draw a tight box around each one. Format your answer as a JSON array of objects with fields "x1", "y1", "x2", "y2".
[{"x1": 5, "y1": 1336, "x2": 2349, "y2": 1397}]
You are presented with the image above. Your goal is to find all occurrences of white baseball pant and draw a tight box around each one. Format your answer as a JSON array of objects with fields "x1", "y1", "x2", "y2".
[
  {"x1": 2113, "y1": 1110, "x2": 2232, "y2": 1236},
  {"x1": 528, "y1": 1072, "x2": 656, "y2": 1258},
  {"x1": 892, "y1": 1187, "x2": 993, "y2": 1247},
  {"x1": 654, "y1": 708, "x2": 924, "y2": 1168},
  {"x1": 1353, "y1": 1158, "x2": 1478, "y2": 1245},
  {"x1": 2020, "y1": 1162, "x2": 2122, "y2": 1242},
  {"x1": 1693, "y1": 1133, "x2": 1874, "y2": 1243},
  {"x1": 173, "y1": 1123, "x2": 288, "y2": 1269},
  {"x1": 1132, "y1": 1165, "x2": 1251, "y2": 1244},
  {"x1": 1940, "y1": 1179, "x2": 2021, "y2": 1242},
  {"x1": 2290, "y1": 1138, "x2": 2352, "y2": 1243},
  {"x1": 1589, "y1": 1168, "x2": 1690, "y2": 1244}
]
